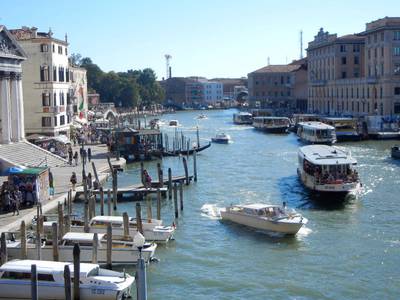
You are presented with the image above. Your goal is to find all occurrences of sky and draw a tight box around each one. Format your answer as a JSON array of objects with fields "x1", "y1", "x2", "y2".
[{"x1": 1, "y1": 0, "x2": 399, "y2": 79}]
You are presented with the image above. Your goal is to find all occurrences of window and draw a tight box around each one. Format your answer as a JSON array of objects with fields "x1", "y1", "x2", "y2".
[
  {"x1": 374, "y1": 34, "x2": 377, "y2": 43},
  {"x1": 0, "y1": 272, "x2": 31, "y2": 280},
  {"x1": 53, "y1": 66, "x2": 57, "y2": 81},
  {"x1": 59, "y1": 67, "x2": 65, "y2": 82},
  {"x1": 368, "y1": 49, "x2": 371, "y2": 59},
  {"x1": 42, "y1": 117, "x2": 52, "y2": 127},
  {"x1": 53, "y1": 93, "x2": 57, "y2": 106},
  {"x1": 40, "y1": 65, "x2": 49, "y2": 81},
  {"x1": 394, "y1": 31, "x2": 400, "y2": 40},
  {"x1": 66, "y1": 68, "x2": 69, "y2": 82},
  {"x1": 395, "y1": 64, "x2": 400, "y2": 75},
  {"x1": 395, "y1": 87, "x2": 400, "y2": 95},
  {"x1": 354, "y1": 56, "x2": 359, "y2": 65},
  {"x1": 54, "y1": 116, "x2": 58, "y2": 126},
  {"x1": 381, "y1": 47, "x2": 384, "y2": 57},
  {"x1": 374, "y1": 48, "x2": 377, "y2": 58},
  {"x1": 38, "y1": 274, "x2": 55, "y2": 282},
  {"x1": 52, "y1": 44, "x2": 55, "y2": 52},
  {"x1": 42, "y1": 93, "x2": 50, "y2": 106},
  {"x1": 341, "y1": 57, "x2": 347, "y2": 65},
  {"x1": 341, "y1": 71, "x2": 347, "y2": 79},
  {"x1": 380, "y1": 87, "x2": 383, "y2": 98},
  {"x1": 60, "y1": 92, "x2": 65, "y2": 105},
  {"x1": 354, "y1": 71, "x2": 359, "y2": 78},
  {"x1": 58, "y1": 46, "x2": 63, "y2": 54},
  {"x1": 381, "y1": 63, "x2": 384, "y2": 76},
  {"x1": 40, "y1": 44, "x2": 48, "y2": 52},
  {"x1": 340, "y1": 45, "x2": 346, "y2": 52},
  {"x1": 381, "y1": 32, "x2": 384, "y2": 41},
  {"x1": 395, "y1": 103, "x2": 400, "y2": 114},
  {"x1": 394, "y1": 47, "x2": 400, "y2": 56},
  {"x1": 65, "y1": 48, "x2": 68, "y2": 56},
  {"x1": 60, "y1": 115, "x2": 65, "y2": 125},
  {"x1": 353, "y1": 44, "x2": 360, "y2": 52}
]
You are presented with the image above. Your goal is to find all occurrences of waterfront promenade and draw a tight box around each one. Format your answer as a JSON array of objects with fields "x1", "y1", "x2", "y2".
[{"x1": 0, "y1": 144, "x2": 126, "y2": 233}]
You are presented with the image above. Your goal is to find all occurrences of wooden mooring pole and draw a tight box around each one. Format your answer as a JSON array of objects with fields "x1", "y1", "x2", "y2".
[
  {"x1": 156, "y1": 188, "x2": 161, "y2": 220},
  {"x1": 0, "y1": 232, "x2": 7, "y2": 265},
  {"x1": 31, "y1": 264, "x2": 38, "y2": 300},
  {"x1": 106, "y1": 223, "x2": 112, "y2": 269},
  {"x1": 168, "y1": 168, "x2": 172, "y2": 199},
  {"x1": 99, "y1": 187, "x2": 104, "y2": 216},
  {"x1": 112, "y1": 169, "x2": 118, "y2": 211},
  {"x1": 64, "y1": 265, "x2": 72, "y2": 300},
  {"x1": 123, "y1": 212, "x2": 130, "y2": 238},
  {"x1": 20, "y1": 221, "x2": 27, "y2": 259},
  {"x1": 136, "y1": 203, "x2": 143, "y2": 234},
  {"x1": 58, "y1": 202, "x2": 64, "y2": 241},
  {"x1": 92, "y1": 233, "x2": 98, "y2": 264},
  {"x1": 179, "y1": 180, "x2": 184, "y2": 211},
  {"x1": 146, "y1": 194, "x2": 152, "y2": 222},
  {"x1": 193, "y1": 149, "x2": 197, "y2": 182},
  {"x1": 73, "y1": 244, "x2": 80, "y2": 300},
  {"x1": 173, "y1": 183, "x2": 178, "y2": 218},
  {"x1": 107, "y1": 189, "x2": 112, "y2": 216},
  {"x1": 182, "y1": 157, "x2": 189, "y2": 185},
  {"x1": 52, "y1": 222, "x2": 59, "y2": 261}
]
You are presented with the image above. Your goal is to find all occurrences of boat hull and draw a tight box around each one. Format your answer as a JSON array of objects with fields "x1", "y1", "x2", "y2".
[
  {"x1": 211, "y1": 138, "x2": 229, "y2": 144},
  {"x1": 254, "y1": 126, "x2": 289, "y2": 133},
  {"x1": 220, "y1": 211, "x2": 304, "y2": 235}
]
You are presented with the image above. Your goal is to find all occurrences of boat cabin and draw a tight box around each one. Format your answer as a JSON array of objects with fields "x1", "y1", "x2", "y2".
[
  {"x1": 233, "y1": 204, "x2": 285, "y2": 218},
  {"x1": 297, "y1": 121, "x2": 336, "y2": 144},
  {"x1": 61, "y1": 232, "x2": 104, "y2": 247}
]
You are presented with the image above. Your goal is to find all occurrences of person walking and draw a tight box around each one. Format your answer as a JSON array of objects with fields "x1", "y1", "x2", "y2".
[
  {"x1": 87, "y1": 147, "x2": 92, "y2": 162},
  {"x1": 143, "y1": 169, "x2": 152, "y2": 189},
  {"x1": 82, "y1": 149, "x2": 87, "y2": 166},
  {"x1": 68, "y1": 146, "x2": 73, "y2": 165},
  {"x1": 11, "y1": 191, "x2": 19, "y2": 216},
  {"x1": 70, "y1": 172, "x2": 77, "y2": 191},
  {"x1": 73, "y1": 151, "x2": 79, "y2": 166},
  {"x1": 87, "y1": 172, "x2": 93, "y2": 189},
  {"x1": 49, "y1": 170, "x2": 54, "y2": 196}
]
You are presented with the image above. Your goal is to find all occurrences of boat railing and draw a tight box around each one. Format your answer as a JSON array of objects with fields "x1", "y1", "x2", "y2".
[{"x1": 314, "y1": 172, "x2": 359, "y2": 185}]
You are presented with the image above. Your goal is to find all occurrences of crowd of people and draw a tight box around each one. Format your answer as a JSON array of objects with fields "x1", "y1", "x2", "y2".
[{"x1": 0, "y1": 177, "x2": 37, "y2": 214}]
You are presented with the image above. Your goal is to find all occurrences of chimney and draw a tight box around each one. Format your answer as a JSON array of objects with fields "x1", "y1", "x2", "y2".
[{"x1": 30, "y1": 27, "x2": 38, "y2": 38}]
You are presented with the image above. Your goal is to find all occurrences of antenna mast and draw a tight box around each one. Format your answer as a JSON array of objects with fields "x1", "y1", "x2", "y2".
[
  {"x1": 165, "y1": 54, "x2": 172, "y2": 79},
  {"x1": 300, "y1": 30, "x2": 303, "y2": 59}
]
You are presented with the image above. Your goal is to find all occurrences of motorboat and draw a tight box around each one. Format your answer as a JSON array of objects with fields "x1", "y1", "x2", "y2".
[
  {"x1": 34, "y1": 215, "x2": 175, "y2": 243},
  {"x1": 169, "y1": 120, "x2": 179, "y2": 126},
  {"x1": 392, "y1": 145, "x2": 400, "y2": 159},
  {"x1": 319, "y1": 117, "x2": 362, "y2": 142},
  {"x1": 220, "y1": 203, "x2": 307, "y2": 235},
  {"x1": 298, "y1": 145, "x2": 361, "y2": 194},
  {"x1": 6, "y1": 232, "x2": 157, "y2": 265},
  {"x1": 233, "y1": 112, "x2": 253, "y2": 125},
  {"x1": 211, "y1": 133, "x2": 231, "y2": 144},
  {"x1": 196, "y1": 113, "x2": 207, "y2": 119},
  {"x1": 0, "y1": 259, "x2": 134, "y2": 300},
  {"x1": 252, "y1": 117, "x2": 290, "y2": 133},
  {"x1": 297, "y1": 121, "x2": 337, "y2": 144}
]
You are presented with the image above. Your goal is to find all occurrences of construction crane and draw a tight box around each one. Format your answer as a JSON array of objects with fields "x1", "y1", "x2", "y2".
[{"x1": 165, "y1": 54, "x2": 172, "y2": 79}]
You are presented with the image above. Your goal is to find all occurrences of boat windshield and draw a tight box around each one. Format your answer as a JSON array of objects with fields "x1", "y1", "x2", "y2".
[{"x1": 87, "y1": 266, "x2": 99, "y2": 277}]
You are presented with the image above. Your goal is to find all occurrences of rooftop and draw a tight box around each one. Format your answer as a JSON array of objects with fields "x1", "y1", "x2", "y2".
[
  {"x1": 250, "y1": 64, "x2": 302, "y2": 74},
  {"x1": 299, "y1": 145, "x2": 357, "y2": 165},
  {"x1": 298, "y1": 121, "x2": 335, "y2": 130},
  {"x1": 62, "y1": 232, "x2": 105, "y2": 242}
]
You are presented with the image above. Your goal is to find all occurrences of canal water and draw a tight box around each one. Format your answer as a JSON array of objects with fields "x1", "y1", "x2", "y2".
[{"x1": 78, "y1": 109, "x2": 400, "y2": 299}]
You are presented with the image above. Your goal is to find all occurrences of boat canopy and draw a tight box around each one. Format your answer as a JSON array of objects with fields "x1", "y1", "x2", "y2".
[
  {"x1": 236, "y1": 203, "x2": 280, "y2": 210},
  {"x1": 298, "y1": 121, "x2": 335, "y2": 130},
  {"x1": 299, "y1": 145, "x2": 357, "y2": 165},
  {"x1": 0, "y1": 260, "x2": 98, "y2": 277},
  {"x1": 62, "y1": 232, "x2": 105, "y2": 242}
]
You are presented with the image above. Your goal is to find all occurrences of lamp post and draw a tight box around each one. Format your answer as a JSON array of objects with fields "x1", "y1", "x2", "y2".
[{"x1": 133, "y1": 232, "x2": 147, "y2": 300}]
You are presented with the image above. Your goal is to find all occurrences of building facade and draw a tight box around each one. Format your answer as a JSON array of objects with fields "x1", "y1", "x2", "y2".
[
  {"x1": 308, "y1": 17, "x2": 400, "y2": 116},
  {"x1": 203, "y1": 81, "x2": 223, "y2": 104},
  {"x1": 248, "y1": 59, "x2": 308, "y2": 112},
  {"x1": 0, "y1": 25, "x2": 27, "y2": 143},
  {"x1": 10, "y1": 27, "x2": 73, "y2": 136},
  {"x1": 70, "y1": 65, "x2": 88, "y2": 119}
]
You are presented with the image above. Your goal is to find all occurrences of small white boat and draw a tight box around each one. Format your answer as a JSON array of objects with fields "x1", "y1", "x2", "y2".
[
  {"x1": 196, "y1": 114, "x2": 207, "y2": 119},
  {"x1": 233, "y1": 112, "x2": 253, "y2": 125},
  {"x1": 0, "y1": 259, "x2": 134, "y2": 300},
  {"x1": 211, "y1": 133, "x2": 231, "y2": 144},
  {"x1": 169, "y1": 120, "x2": 179, "y2": 126},
  {"x1": 298, "y1": 145, "x2": 361, "y2": 194},
  {"x1": 220, "y1": 203, "x2": 307, "y2": 235},
  {"x1": 297, "y1": 121, "x2": 337, "y2": 144},
  {"x1": 6, "y1": 232, "x2": 157, "y2": 265}
]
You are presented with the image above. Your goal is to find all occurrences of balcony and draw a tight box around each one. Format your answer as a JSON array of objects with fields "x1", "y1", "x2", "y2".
[
  {"x1": 366, "y1": 76, "x2": 378, "y2": 84},
  {"x1": 310, "y1": 79, "x2": 327, "y2": 87}
]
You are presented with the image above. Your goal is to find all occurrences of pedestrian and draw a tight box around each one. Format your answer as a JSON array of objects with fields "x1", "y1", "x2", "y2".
[
  {"x1": 11, "y1": 191, "x2": 19, "y2": 216},
  {"x1": 70, "y1": 172, "x2": 77, "y2": 191},
  {"x1": 87, "y1": 147, "x2": 92, "y2": 162},
  {"x1": 143, "y1": 169, "x2": 152, "y2": 189},
  {"x1": 87, "y1": 172, "x2": 92, "y2": 189},
  {"x1": 49, "y1": 170, "x2": 54, "y2": 196},
  {"x1": 74, "y1": 151, "x2": 79, "y2": 166},
  {"x1": 68, "y1": 146, "x2": 73, "y2": 165}
]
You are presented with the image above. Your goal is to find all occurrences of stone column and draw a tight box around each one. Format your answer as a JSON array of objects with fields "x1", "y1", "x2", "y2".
[
  {"x1": 10, "y1": 72, "x2": 21, "y2": 142},
  {"x1": 15, "y1": 73, "x2": 25, "y2": 140},
  {"x1": 0, "y1": 72, "x2": 12, "y2": 144}
]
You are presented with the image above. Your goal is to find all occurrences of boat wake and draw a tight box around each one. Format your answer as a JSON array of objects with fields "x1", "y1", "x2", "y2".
[
  {"x1": 296, "y1": 226, "x2": 312, "y2": 238},
  {"x1": 200, "y1": 204, "x2": 222, "y2": 219}
]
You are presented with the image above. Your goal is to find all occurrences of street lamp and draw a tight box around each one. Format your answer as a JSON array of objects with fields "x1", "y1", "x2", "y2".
[{"x1": 133, "y1": 231, "x2": 147, "y2": 300}]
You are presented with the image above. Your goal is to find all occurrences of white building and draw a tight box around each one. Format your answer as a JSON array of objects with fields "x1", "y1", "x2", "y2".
[
  {"x1": 203, "y1": 81, "x2": 223, "y2": 104},
  {"x1": 70, "y1": 65, "x2": 88, "y2": 120},
  {"x1": 10, "y1": 27, "x2": 73, "y2": 137}
]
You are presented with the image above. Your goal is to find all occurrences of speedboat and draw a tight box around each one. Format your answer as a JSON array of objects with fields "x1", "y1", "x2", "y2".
[
  {"x1": 392, "y1": 145, "x2": 400, "y2": 159},
  {"x1": 6, "y1": 232, "x2": 157, "y2": 265},
  {"x1": 211, "y1": 133, "x2": 231, "y2": 144},
  {"x1": 0, "y1": 259, "x2": 134, "y2": 300},
  {"x1": 298, "y1": 145, "x2": 361, "y2": 194},
  {"x1": 169, "y1": 120, "x2": 179, "y2": 126},
  {"x1": 220, "y1": 203, "x2": 307, "y2": 235}
]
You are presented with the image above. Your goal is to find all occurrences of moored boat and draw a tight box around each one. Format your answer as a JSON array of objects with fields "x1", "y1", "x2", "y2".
[
  {"x1": 6, "y1": 232, "x2": 157, "y2": 265},
  {"x1": 169, "y1": 120, "x2": 179, "y2": 126},
  {"x1": 320, "y1": 117, "x2": 362, "y2": 142},
  {"x1": 252, "y1": 117, "x2": 290, "y2": 133},
  {"x1": 0, "y1": 259, "x2": 134, "y2": 300},
  {"x1": 220, "y1": 203, "x2": 307, "y2": 235},
  {"x1": 391, "y1": 145, "x2": 400, "y2": 159},
  {"x1": 233, "y1": 112, "x2": 253, "y2": 125},
  {"x1": 297, "y1": 145, "x2": 361, "y2": 195},
  {"x1": 297, "y1": 121, "x2": 337, "y2": 144},
  {"x1": 211, "y1": 133, "x2": 231, "y2": 144}
]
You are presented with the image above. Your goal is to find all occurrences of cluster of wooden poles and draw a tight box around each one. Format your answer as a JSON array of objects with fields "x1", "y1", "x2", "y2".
[{"x1": 163, "y1": 127, "x2": 201, "y2": 153}]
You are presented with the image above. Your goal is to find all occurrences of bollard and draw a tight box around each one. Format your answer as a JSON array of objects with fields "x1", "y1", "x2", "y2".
[
  {"x1": 168, "y1": 168, "x2": 172, "y2": 199},
  {"x1": 31, "y1": 264, "x2": 38, "y2": 300},
  {"x1": 106, "y1": 224, "x2": 112, "y2": 269},
  {"x1": 173, "y1": 183, "x2": 178, "y2": 218},
  {"x1": 21, "y1": 221, "x2": 27, "y2": 259},
  {"x1": 0, "y1": 232, "x2": 7, "y2": 265},
  {"x1": 73, "y1": 244, "x2": 80, "y2": 300},
  {"x1": 179, "y1": 180, "x2": 184, "y2": 211},
  {"x1": 100, "y1": 187, "x2": 104, "y2": 216},
  {"x1": 157, "y1": 188, "x2": 161, "y2": 220},
  {"x1": 123, "y1": 212, "x2": 130, "y2": 238},
  {"x1": 64, "y1": 265, "x2": 72, "y2": 300},
  {"x1": 92, "y1": 233, "x2": 98, "y2": 264},
  {"x1": 136, "y1": 203, "x2": 143, "y2": 234},
  {"x1": 52, "y1": 222, "x2": 59, "y2": 261}
]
